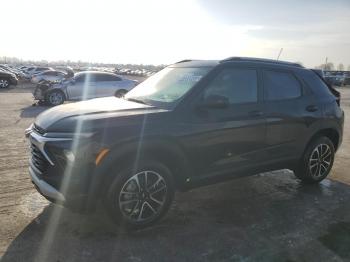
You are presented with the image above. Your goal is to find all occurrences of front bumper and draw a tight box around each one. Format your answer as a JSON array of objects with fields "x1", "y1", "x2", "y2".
[
  {"x1": 26, "y1": 128, "x2": 100, "y2": 211},
  {"x1": 29, "y1": 165, "x2": 65, "y2": 202}
]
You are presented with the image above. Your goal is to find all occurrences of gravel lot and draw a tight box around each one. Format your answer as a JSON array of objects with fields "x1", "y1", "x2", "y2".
[{"x1": 0, "y1": 83, "x2": 350, "y2": 262}]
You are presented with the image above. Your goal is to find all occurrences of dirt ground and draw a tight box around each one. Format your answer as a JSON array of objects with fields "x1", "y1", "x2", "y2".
[{"x1": 0, "y1": 83, "x2": 350, "y2": 262}]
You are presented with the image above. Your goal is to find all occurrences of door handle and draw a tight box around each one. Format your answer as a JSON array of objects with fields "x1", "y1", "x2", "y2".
[
  {"x1": 306, "y1": 105, "x2": 318, "y2": 112},
  {"x1": 248, "y1": 110, "x2": 264, "y2": 117}
]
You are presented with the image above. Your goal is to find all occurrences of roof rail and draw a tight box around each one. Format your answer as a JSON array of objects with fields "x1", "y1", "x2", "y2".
[
  {"x1": 175, "y1": 59, "x2": 193, "y2": 64},
  {"x1": 220, "y1": 57, "x2": 303, "y2": 68}
]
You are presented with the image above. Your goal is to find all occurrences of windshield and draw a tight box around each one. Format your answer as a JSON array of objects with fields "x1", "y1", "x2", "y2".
[{"x1": 124, "y1": 67, "x2": 211, "y2": 108}]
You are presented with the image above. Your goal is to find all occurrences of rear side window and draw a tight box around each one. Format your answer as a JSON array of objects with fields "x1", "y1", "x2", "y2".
[
  {"x1": 204, "y1": 68, "x2": 258, "y2": 104},
  {"x1": 263, "y1": 70, "x2": 301, "y2": 101},
  {"x1": 95, "y1": 74, "x2": 121, "y2": 81},
  {"x1": 301, "y1": 70, "x2": 333, "y2": 97}
]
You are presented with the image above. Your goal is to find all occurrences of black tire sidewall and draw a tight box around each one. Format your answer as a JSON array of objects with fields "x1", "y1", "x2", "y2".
[
  {"x1": 105, "y1": 160, "x2": 175, "y2": 229},
  {"x1": 298, "y1": 136, "x2": 335, "y2": 183}
]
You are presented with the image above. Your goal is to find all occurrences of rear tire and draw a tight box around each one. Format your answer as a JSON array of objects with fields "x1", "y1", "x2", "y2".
[
  {"x1": 294, "y1": 136, "x2": 335, "y2": 183},
  {"x1": 104, "y1": 160, "x2": 175, "y2": 229},
  {"x1": 46, "y1": 90, "x2": 65, "y2": 106}
]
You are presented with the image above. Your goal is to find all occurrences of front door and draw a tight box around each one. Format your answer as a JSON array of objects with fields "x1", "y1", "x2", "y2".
[{"x1": 181, "y1": 66, "x2": 267, "y2": 179}]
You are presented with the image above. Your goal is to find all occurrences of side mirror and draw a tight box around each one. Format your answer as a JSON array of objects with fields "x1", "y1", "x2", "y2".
[{"x1": 198, "y1": 94, "x2": 229, "y2": 109}]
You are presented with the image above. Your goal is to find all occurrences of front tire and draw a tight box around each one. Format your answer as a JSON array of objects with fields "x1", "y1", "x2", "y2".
[
  {"x1": 294, "y1": 136, "x2": 335, "y2": 183},
  {"x1": 46, "y1": 90, "x2": 65, "y2": 106},
  {"x1": 105, "y1": 160, "x2": 175, "y2": 229},
  {"x1": 0, "y1": 78, "x2": 10, "y2": 88}
]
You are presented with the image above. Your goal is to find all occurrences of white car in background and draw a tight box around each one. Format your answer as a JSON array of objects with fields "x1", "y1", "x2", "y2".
[
  {"x1": 33, "y1": 71, "x2": 139, "y2": 106},
  {"x1": 31, "y1": 70, "x2": 67, "y2": 84}
]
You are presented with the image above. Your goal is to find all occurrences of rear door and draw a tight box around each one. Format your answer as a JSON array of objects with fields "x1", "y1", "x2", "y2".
[
  {"x1": 67, "y1": 74, "x2": 97, "y2": 100},
  {"x1": 262, "y1": 69, "x2": 314, "y2": 161},
  {"x1": 95, "y1": 74, "x2": 123, "y2": 97}
]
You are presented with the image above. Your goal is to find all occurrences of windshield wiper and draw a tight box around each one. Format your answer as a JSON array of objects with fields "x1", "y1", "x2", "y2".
[{"x1": 125, "y1": 97, "x2": 149, "y2": 105}]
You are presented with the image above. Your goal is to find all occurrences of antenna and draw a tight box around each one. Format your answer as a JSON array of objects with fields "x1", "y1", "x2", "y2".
[{"x1": 277, "y1": 48, "x2": 283, "y2": 60}]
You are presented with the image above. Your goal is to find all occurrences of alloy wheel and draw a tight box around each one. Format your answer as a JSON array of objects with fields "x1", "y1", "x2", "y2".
[
  {"x1": 0, "y1": 79, "x2": 9, "y2": 88},
  {"x1": 118, "y1": 170, "x2": 167, "y2": 223},
  {"x1": 308, "y1": 143, "x2": 332, "y2": 179},
  {"x1": 49, "y1": 92, "x2": 63, "y2": 105}
]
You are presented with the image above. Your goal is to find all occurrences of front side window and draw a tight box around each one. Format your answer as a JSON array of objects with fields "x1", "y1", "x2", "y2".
[
  {"x1": 204, "y1": 68, "x2": 258, "y2": 104},
  {"x1": 125, "y1": 67, "x2": 211, "y2": 108},
  {"x1": 263, "y1": 70, "x2": 301, "y2": 101}
]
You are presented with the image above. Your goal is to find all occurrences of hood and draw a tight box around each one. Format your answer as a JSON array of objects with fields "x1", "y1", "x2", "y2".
[{"x1": 35, "y1": 97, "x2": 165, "y2": 131}]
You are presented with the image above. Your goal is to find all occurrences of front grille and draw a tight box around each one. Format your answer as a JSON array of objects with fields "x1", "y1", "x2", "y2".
[{"x1": 31, "y1": 143, "x2": 49, "y2": 173}]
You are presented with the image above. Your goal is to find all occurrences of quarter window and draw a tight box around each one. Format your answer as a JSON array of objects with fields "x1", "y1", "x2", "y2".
[
  {"x1": 204, "y1": 68, "x2": 258, "y2": 104},
  {"x1": 263, "y1": 70, "x2": 301, "y2": 101}
]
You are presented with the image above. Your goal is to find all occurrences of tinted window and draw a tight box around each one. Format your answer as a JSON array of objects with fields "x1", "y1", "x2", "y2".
[
  {"x1": 263, "y1": 70, "x2": 301, "y2": 101},
  {"x1": 95, "y1": 74, "x2": 121, "y2": 81},
  {"x1": 44, "y1": 71, "x2": 57, "y2": 76},
  {"x1": 76, "y1": 74, "x2": 97, "y2": 82},
  {"x1": 37, "y1": 67, "x2": 50, "y2": 71},
  {"x1": 302, "y1": 70, "x2": 333, "y2": 97},
  {"x1": 204, "y1": 68, "x2": 258, "y2": 104}
]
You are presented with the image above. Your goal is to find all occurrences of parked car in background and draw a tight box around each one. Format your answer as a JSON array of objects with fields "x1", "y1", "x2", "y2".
[
  {"x1": 24, "y1": 67, "x2": 54, "y2": 79},
  {"x1": 26, "y1": 57, "x2": 344, "y2": 228},
  {"x1": 344, "y1": 77, "x2": 350, "y2": 86},
  {"x1": 31, "y1": 70, "x2": 67, "y2": 84},
  {"x1": 0, "y1": 65, "x2": 24, "y2": 79},
  {"x1": 33, "y1": 71, "x2": 139, "y2": 106},
  {"x1": 0, "y1": 69, "x2": 18, "y2": 88}
]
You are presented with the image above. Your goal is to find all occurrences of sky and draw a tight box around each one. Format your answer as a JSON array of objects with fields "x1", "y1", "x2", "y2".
[{"x1": 1, "y1": 0, "x2": 350, "y2": 67}]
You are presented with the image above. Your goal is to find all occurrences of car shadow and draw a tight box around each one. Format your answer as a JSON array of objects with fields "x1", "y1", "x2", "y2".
[
  {"x1": 2, "y1": 171, "x2": 350, "y2": 262},
  {"x1": 20, "y1": 105, "x2": 50, "y2": 118}
]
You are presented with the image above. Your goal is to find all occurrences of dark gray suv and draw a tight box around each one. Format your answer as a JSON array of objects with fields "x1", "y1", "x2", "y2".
[{"x1": 26, "y1": 57, "x2": 344, "y2": 228}]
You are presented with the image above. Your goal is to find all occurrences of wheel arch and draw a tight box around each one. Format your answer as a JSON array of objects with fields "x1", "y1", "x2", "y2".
[
  {"x1": 95, "y1": 138, "x2": 192, "y2": 195},
  {"x1": 305, "y1": 128, "x2": 340, "y2": 152}
]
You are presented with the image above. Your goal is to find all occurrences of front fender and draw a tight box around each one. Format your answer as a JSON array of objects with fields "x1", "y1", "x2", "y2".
[{"x1": 91, "y1": 137, "x2": 191, "y2": 197}]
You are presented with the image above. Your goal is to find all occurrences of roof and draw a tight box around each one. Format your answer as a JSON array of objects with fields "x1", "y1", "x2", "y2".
[
  {"x1": 170, "y1": 60, "x2": 219, "y2": 68},
  {"x1": 171, "y1": 57, "x2": 304, "y2": 69},
  {"x1": 75, "y1": 71, "x2": 117, "y2": 76}
]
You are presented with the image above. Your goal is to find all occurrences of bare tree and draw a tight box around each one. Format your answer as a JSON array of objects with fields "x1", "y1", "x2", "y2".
[
  {"x1": 319, "y1": 62, "x2": 334, "y2": 70},
  {"x1": 337, "y1": 63, "x2": 344, "y2": 71}
]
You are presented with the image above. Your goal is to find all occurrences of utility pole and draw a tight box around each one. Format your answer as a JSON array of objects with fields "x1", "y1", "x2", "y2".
[
  {"x1": 324, "y1": 57, "x2": 328, "y2": 70},
  {"x1": 277, "y1": 48, "x2": 283, "y2": 60}
]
